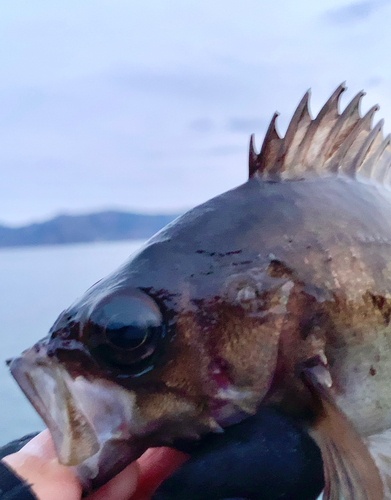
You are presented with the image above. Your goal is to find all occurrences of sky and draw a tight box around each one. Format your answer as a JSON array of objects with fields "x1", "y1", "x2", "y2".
[{"x1": 1, "y1": 0, "x2": 391, "y2": 225}]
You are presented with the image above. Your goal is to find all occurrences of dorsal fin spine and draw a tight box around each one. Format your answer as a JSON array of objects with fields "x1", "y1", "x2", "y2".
[
  {"x1": 344, "y1": 114, "x2": 382, "y2": 176},
  {"x1": 371, "y1": 134, "x2": 391, "y2": 184},
  {"x1": 249, "y1": 85, "x2": 391, "y2": 187},
  {"x1": 248, "y1": 134, "x2": 259, "y2": 178},
  {"x1": 358, "y1": 119, "x2": 384, "y2": 170},
  {"x1": 356, "y1": 121, "x2": 386, "y2": 179},
  {"x1": 322, "y1": 92, "x2": 366, "y2": 173},
  {"x1": 315, "y1": 83, "x2": 346, "y2": 121},
  {"x1": 276, "y1": 91, "x2": 312, "y2": 177},
  {"x1": 300, "y1": 85, "x2": 345, "y2": 172},
  {"x1": 381, "y1": 138, "x2": 391, "y2": 185},
  {"x1": 283, "y1": 90, "x2": 311, "y2": 149},
  {"x1": 339, "y1": 105, "x2": 379, "y2": 176},
  {"x1": 254, "y1": 112, "x2": 281, "y2": 178}
]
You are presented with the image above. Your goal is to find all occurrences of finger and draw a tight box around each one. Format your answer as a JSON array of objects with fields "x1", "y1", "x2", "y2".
[
  {"x1": 18, "y1": 430, "x2": 56, "y2": 459},
  {"x1": 2, "y1": 431, "x2": 81, "y2": 500},
  {"x1": 132, "y1": 447, "x2": 188, "y2": 500},
  {"x1": 88, "y1": 461, "x2": 139, "y2": 500}
]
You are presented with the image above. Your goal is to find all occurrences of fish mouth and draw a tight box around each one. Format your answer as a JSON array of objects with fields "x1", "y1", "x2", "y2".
[{"x1": 9, "y1": 346, "x2": 145, "y2": 491}]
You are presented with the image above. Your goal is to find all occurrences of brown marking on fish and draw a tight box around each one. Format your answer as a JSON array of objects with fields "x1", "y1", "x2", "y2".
[{"x1": 368, "y1": 293, "x2": 391, "y2": 326}]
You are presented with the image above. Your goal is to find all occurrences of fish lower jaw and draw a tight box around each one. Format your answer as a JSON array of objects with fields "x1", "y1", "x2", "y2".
[{"x1": 9, "y1": 350, "x2": 144, "y2": 490}]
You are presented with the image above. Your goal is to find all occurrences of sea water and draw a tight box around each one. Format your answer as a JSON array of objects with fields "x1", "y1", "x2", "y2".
[{"x1": 0, "y1": 240, "x2": 145, "y2": 445}]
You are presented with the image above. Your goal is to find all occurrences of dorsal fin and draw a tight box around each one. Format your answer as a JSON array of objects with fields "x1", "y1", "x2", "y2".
[{"x1": 249, "y1": 84, "x2": 391, "y2": 185}]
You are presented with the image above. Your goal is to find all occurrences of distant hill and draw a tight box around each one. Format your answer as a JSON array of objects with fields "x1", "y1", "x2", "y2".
[{"x1": 0, "y1": 210, "x2": 182, "y2": 248}]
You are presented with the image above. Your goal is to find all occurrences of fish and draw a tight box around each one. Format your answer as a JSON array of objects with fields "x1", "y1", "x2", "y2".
[{"x1": 9, "y1": 82, "x2": 391, "y2": 500}]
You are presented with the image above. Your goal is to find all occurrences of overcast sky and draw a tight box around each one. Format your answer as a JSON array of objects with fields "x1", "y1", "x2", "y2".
[{"x1": 1, "y1": 0, "x2": 391, "y2": 225}]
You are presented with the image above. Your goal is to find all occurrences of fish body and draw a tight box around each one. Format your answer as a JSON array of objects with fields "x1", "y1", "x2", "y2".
[{"x1": 9, "y1": 84, "x2": 391, "y2": 499}]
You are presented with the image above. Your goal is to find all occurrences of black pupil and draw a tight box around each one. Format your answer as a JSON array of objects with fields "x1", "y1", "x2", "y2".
[
  {"x1": 92, "y1": 294, "x2": 162, "y2": 351},
  {"x1": 106, "y1": 324, "x2": 148, "y2": 350}
]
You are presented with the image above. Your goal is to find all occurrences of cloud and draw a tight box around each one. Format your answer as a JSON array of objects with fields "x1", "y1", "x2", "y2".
[
  {"x1": 365, "y1": 76, "x2": 383, "y2": 88},
  {"x1": 324, "y1": 0, "x2": 388, "y2": 23},
  {"x1": 205, "y1": 145, "x2": 243, "y2": 157},
  {"x1": 112, "y1": 67, "x2": 243, "y2": 104},
  {"x1": 228, "y1": 117, "x2": 269, "y2": 134},
  {"x1": 4, "y1": 0, "x2": 391, "y2": 225},
  {"x1": 189, "y1": 118, "x2": 214, "y2": 133}
]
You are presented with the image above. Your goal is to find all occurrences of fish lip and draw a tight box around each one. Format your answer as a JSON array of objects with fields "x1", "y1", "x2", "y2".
[
  {"x1": 9, "y1": 354, "x2": 85, "y2": 462},
  {"x1": 9, "y1": 346, "x2": 144, "y2": 491}
]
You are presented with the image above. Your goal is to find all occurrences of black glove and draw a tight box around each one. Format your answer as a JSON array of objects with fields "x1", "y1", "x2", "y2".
[{"x1": 153, "y1": 408, "x2": 324, "y2": 500}]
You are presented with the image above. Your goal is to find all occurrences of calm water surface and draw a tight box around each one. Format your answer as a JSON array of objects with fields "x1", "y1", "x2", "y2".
[{"x1": 0, "y1": 240, "x2": 144, "y2": 445}]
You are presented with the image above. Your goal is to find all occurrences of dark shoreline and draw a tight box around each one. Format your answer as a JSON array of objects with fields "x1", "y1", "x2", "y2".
[{"x1": 0, "y1": 210, "x2": 181, "y2": 248}]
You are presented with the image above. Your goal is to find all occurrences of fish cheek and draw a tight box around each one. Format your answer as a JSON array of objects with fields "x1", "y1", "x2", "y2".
[
  {"x1": 208, "y1": 278, "x2": 298, "y2": 410},
  {"x1": 134, "y1": 391, "x2": 205, "y2": 443},
  {"x1": 212, "y1": 306, "x2": 282, "y2": 403},
  {"x1": 126, "y1": 281, "x2": 299, "y2": 436},
  {"x1": 128, "y1": 310, "x2": 223, "y2": 441}
]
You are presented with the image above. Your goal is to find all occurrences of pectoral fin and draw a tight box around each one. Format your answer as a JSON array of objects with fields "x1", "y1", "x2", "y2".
[
  {"x1": 365, "y1": 429, "x2": 391, "y2": 500},
  {"x1": 303, "y1": 366, "x2": 383, "y2": 500}
]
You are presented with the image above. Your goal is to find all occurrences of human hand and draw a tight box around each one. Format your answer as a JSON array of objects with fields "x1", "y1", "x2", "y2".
[{"x1": 2, "y1": 430, "x2": 187, "y2": 500}]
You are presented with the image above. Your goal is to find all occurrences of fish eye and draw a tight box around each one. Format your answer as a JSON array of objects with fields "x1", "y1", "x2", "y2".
[{"x1": 88, "y1": 290, "x2": 164, "y2": 369}]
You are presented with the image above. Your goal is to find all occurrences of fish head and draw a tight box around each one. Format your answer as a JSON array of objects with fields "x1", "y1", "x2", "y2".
[{"x1": 9, "y1": 190, "x2": 297, "y2": 490}]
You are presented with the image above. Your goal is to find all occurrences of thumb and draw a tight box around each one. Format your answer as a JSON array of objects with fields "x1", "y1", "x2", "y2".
[
  {"x1": 3, "y1": 430, "x2": 140, "y2": 500},
  {"x1": 2, "y1": 430, "x2": 82, "y2": 500}
]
